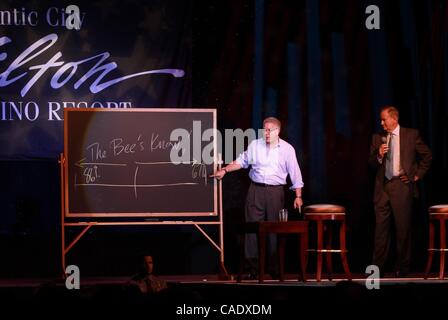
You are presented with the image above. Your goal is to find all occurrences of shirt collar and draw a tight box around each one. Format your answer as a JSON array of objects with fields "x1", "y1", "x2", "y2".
[
  {"x1": 391, "y1": 125, "x2": 400, "y2": 136},
  {"x1": 261, "y1": 138, "x2": 281, "y2": 148}
]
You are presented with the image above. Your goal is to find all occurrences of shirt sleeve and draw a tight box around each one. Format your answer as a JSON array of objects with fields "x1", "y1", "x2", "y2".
[
  {"x1": 235, "y1": 141, "x2": 253, "y2": 169},
  {"x1": 286, "y1": 147, "x2": 304, "y2": 190}
]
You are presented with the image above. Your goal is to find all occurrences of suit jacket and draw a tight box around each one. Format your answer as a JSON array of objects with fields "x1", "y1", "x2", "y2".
[{"x1": 369, "y1": 127, "x2": 432, "y2": 202}]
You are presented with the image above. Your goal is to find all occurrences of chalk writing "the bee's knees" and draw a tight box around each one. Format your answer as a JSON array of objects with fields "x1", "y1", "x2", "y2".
[{"x1": 110, "y1": 135, "x2": 144, "y2": 157}]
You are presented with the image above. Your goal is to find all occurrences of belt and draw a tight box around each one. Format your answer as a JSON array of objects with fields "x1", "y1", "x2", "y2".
[{"x1": 251, "y1": 181, "x2": 284, "y2": 187}]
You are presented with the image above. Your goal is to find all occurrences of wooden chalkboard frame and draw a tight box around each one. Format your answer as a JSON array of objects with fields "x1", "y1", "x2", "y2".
[
  {"x1": 63, "y1": 108, "x2": 218, "y2": 218},
  {"x1": 60, "y1": 108, "x2": 228, "y2": 279}
]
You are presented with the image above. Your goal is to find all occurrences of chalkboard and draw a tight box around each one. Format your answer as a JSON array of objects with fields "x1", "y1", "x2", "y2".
[{"x1": 64, "y1": 108, "x2": 217, "y2": 217}]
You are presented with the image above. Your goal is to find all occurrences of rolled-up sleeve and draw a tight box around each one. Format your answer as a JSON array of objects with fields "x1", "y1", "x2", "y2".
[{"x1": 287, "y1": 148, "x2": 304, "y2": 190}]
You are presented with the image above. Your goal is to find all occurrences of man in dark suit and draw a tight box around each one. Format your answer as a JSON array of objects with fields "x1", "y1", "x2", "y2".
[{"x1": 369, "y1": 106, "x2": 432, "y2": 277}]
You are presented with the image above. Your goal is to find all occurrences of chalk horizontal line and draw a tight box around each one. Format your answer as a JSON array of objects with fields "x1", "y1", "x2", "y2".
[
  {"x1": 74, "y1": 182, "x2": 199, "y2": 187},
  {"x1": 78, "y1": 162, "x2": 127, "y2": 166},
  {"x1": 76, "y1": 161, "x2": 206, "y2": 166},
  {"x1": 134, "y1": 161, "x2": 198, "y2": 165}
]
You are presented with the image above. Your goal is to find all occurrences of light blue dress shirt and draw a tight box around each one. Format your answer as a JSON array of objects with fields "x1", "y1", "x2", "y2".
[{"x1": 235, "y1": 138, "x2": 304, "y2": 190}]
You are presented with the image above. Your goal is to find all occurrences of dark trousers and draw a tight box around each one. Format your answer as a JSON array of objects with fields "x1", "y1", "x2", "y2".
[
  {"x1": 245, "y1": 182, "x2": 285, "y2": 273},
  {"x1": 373, "y1": 178, "x2": 413, "y2": 272}
]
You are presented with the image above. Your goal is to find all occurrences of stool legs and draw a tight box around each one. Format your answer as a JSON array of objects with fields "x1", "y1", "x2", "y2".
[
  {"x1": 440, "y1": 220, "x2": 446, "y2": 279},
  {"x1": 326, "y1": 225, "x2": 333, "y2": 281},
  {"x1": 340, "y1": 221, "x2": 352, "y2": 280},
  {"x1": 314, "y1": 219, "x2": 351, "y2": 281},
  {"x1": 299, "y1": 233, "x2": 308, "y2": 281},
  {"x1": 424, "y1": 218, "x2": 448, "y2": 280},
  {"x1": 424, "y1": 221, "x2": 435, "y2": 279},
  {"x1": 316, "y1": 220, "x2": 324, "y2": 281}
]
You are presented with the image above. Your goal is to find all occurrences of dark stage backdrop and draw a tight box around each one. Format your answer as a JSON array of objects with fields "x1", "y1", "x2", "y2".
[
  {"x1": 1, "y1": 0, "x2": 448, "y2": 277},
  {"x1": 194, "y1": 0, "x2": 448, "y2": 274}
]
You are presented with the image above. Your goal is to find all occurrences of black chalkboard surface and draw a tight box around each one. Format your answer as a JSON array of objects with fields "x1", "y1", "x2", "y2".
[{"x1": 63, "y1": 108, "x2": 217, "y2": 217}]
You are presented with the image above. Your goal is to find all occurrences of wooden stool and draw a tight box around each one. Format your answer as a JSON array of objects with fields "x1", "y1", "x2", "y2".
[
  {"x1": 424, "y1": 205, "x2": 448, "y2": 279},
  {"x1": 304, "y1": 204, "x2": 352, "y2": 281}
]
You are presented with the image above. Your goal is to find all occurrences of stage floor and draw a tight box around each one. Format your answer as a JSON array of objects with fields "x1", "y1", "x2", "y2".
[
  {"x1": 1, "y1": 274, "x2": 447, "y2": 317},
  {"x1": 2, "y1": 272, "x2": 448, "y2": 287}
]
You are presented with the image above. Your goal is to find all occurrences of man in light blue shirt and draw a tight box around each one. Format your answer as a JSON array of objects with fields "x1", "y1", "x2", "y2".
[{"x1": 212, "y1": 117, "x2": 304, "y2": 278}]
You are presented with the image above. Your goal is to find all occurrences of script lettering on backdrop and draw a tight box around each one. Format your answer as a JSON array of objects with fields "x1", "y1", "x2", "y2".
[
  {"x1": 0, "y1": 34, "x2": 185, "y2": 98},
  {"x1": 0, "y1": 34, "x2": 184, "y2": 120},
  {"x1": 0, "y1": 3, "x2": 189, "y2": 158}
]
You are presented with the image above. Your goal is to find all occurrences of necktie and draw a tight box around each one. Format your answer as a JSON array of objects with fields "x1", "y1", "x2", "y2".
[{"x1": 385, "y1": 133, "x2": 393, "y2": 179}]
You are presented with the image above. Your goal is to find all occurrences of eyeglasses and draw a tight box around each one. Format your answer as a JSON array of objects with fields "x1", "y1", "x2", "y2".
[{"x1": 263, "y1": 128, "x2": 278, "y2": 133}]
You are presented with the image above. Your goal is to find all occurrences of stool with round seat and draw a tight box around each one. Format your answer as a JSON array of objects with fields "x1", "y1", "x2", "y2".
[
  {"x1": 304, "y1": 204, "x2": 352, "y2": 281},
  {"x1": 424, "y1": 205, "x2": 448, "y2": 279}
]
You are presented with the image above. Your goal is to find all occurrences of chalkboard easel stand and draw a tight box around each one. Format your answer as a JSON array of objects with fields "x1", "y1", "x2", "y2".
[{"x1": 60, "y1": 153, "x2": 229, "y2": 280}]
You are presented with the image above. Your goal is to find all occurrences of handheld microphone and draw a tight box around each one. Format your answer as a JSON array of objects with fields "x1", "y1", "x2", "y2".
[
  {"x1": 381, "y1": 134, "x2": 391, "y2": 156},
  {"x1": 381, "y1": 134, "x2": 391, "y2": 145}
]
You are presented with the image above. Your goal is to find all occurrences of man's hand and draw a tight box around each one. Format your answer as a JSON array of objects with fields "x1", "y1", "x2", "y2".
[
  {"x1": 400, "y1": 175, "x2": 420, "y2": 183},
  {"x1": 210, "y1": 169, "x2": 226, "y2": 180},
  {"x1": 399, "y1": 175, "x2": 419, "y2": 184},
  {"x1": 294, "y1": 197, "x2": 303, "y2": 211},
  {"x1": 378, "y1": 143, "x2": 389, "y2": 159},
  {"x1": 399, "y1": 175, "x2": 410, "y2": 184}
]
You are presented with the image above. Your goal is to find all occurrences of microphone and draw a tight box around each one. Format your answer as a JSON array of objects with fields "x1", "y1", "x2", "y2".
[
  {"x1": 381, "y1": 134, "x2": 391, "y2": 157},
  {"x1": 381, "y1": 134, "x2": 391, "y2": 146}
]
